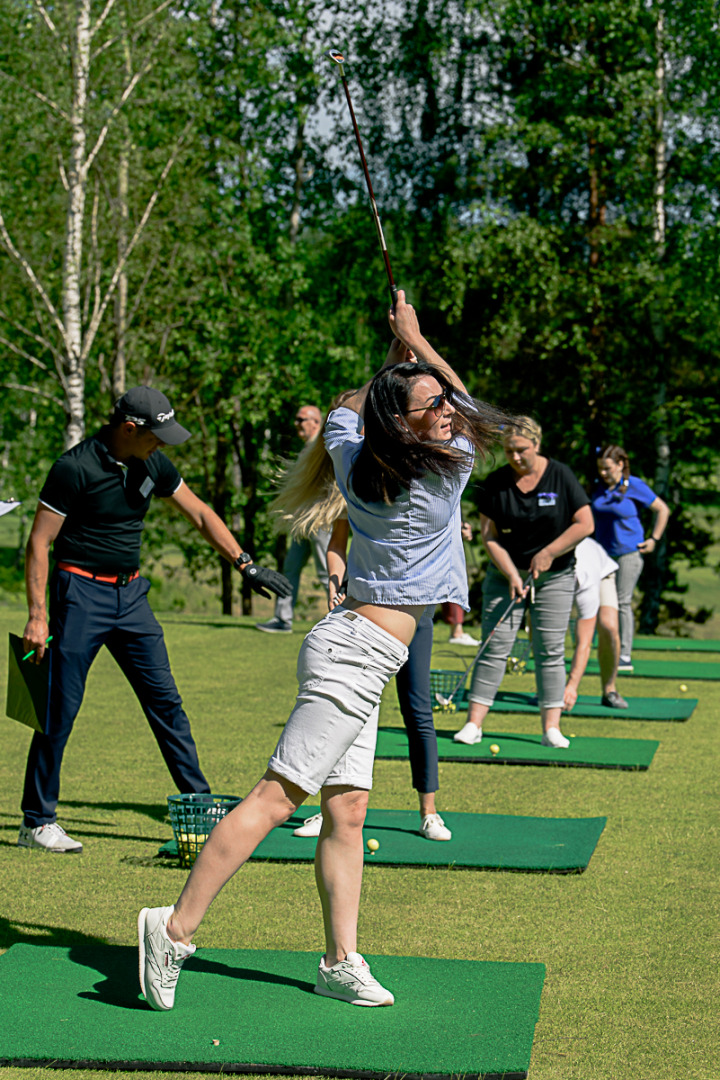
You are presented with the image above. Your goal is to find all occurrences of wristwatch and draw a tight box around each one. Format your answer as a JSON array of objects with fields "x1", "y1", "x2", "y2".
[{"x1": 233, "y1": 552, "x2": 252, "y2": 571}]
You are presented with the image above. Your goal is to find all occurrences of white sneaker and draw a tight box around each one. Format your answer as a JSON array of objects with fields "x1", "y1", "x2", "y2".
[
  {"x1": 420, "y1": 813, "x2": 452, "y2": 841},
  {"x1": 17, "y1": 822, "x2": 83, "y2": 853},
  {"x1": 293, "y1": 812, "x2": 323, "y2": 837},
  {"x1": 541, "y1": 729, "x2": 570, "y2": 749},
  {"x1": 453, "y1": 721, "x2": 482, "y2": 745},
  {"x1": 138, "y1": 905, "x2": 196, "y2": 1011},
  {"x1": 450, "y1": 631, "x2": 480, "y2": 646},
  {"x1": 314, "y1": 952, "x2": 394, "y2": 1006}
]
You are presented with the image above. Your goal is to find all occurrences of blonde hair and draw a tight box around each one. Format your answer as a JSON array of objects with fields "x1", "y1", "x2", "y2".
[
  {"x1": 268, "y1": 392, "x2": 353, "y2": 538},
  {"x1": 502, "y1": 415, "x2": 542, "y2": 446}
]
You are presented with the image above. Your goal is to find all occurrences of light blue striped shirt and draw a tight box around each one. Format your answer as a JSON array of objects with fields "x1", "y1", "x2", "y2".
[{"x1": 324, "y1": 407, "x2": 473, "y2": 608}]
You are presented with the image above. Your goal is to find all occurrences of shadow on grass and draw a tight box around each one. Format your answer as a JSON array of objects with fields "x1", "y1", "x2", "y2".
[
  {"x1": 0, "y1": 915, "x2": 112, "y2": 951},
  {"x1": 60, "y1": 799, "x2": 169, "y2": 824},
  {"x1": 72, "y1": 946, "x2": 313, "y2": 1009}
]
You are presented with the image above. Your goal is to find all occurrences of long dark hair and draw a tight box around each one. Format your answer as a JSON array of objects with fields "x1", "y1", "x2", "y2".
[{"x1": 350, "y1": 359, "x2": 508, "y2": 504}]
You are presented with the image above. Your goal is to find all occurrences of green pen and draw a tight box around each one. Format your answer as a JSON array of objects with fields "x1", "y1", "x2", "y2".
[{"x1": 22, "y1": 636, "x2": 53, "y2": 661}]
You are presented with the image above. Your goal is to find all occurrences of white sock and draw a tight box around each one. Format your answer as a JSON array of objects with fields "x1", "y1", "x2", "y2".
[{"x1": 542, "y1": 728, "x2": 570, "y2": 749}]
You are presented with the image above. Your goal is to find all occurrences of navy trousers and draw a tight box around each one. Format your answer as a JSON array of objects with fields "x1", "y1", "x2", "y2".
[
  {"x1": 394, "y1": 609, "x2": 439, "y2": 794},
  {"x1": 21, "y1": 569, "x2": 210, "y2": 827}
]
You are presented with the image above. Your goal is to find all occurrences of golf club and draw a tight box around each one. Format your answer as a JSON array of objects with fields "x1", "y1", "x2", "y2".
[
  {"x1": 327, "y1": 49, "x2": 398, "y2": 308},
  {"x1": 435, "y1": 574, "x2": 534, "y2": 709}
]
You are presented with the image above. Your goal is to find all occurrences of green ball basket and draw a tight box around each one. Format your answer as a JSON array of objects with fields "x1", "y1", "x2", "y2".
[{"x1": 167, "y1": 792, "x2": 242, "y2": 868}]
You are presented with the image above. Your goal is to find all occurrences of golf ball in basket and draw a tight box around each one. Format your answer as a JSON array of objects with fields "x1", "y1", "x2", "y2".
[
  {"x1": 679, "y1": 684, "x2": 688, "y2": 692},
  {"x1": 366, "y1": 838, "x2": 379, "y2": 852},
  {"x1": 489, "y1": 743, "x2": 500, "y2": 755}
]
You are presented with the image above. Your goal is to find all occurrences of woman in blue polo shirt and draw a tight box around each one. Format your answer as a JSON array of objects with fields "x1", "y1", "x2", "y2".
[{"x1": 592, "y1": 445, "x2": 670, "y2": 670}]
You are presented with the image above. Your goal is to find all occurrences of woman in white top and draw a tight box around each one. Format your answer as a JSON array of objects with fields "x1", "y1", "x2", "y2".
[{"x1": 137, "y1": 292, "x2": 507, "y2": 1012}]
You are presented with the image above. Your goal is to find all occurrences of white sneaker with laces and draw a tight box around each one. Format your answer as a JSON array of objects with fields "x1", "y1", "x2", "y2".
[
  {"x1": 314, "y1": 952, "x2": 394, "y2": 1006},
  {"x1": 541, "y1": 729, "x2": 570, "y2": 749},
  {"x1": 17, "y1": 822, "x2": 83, "y2": 853},
  {"x1": 420, "y1": 813, "x2": 452, "y2": 841},
  {"x1": 293, "y1": 812, "x2": 323, "y2": 837},
  {"x1": 453, "y1": 721, "x2": 482, "y2": 745},
  {"x1": 138, "y1": 905, "x2": 195, "y2": 1011},
  {"x1": 450, "y1": 631, "x2": 480, "y2": 646}
]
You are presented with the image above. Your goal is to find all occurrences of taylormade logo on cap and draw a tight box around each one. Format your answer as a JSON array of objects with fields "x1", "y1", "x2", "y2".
[{"x1": 113, "y1": 387, "x2": 191, "y2": 446}]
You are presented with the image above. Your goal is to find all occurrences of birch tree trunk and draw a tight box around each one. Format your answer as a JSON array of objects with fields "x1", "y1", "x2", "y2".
[
  {"x1": 62, "y1": 0, "x2": 92, "y2": 449},
  {"x1": 113, "y1": 25, "x2": 133, "y2": 400},
  {"x1": 640, "y1": 5, "x2": 669, "y2": 632}
]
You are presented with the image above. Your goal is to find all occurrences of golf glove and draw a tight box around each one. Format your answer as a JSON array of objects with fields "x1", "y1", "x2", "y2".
[{"x1": 243, "y1": 564, "x2": 293, "y2": 599}]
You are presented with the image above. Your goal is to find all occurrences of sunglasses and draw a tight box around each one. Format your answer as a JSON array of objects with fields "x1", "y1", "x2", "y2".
[{"x1": 405, "y1": 391, "x2": 448, "y2": 416}]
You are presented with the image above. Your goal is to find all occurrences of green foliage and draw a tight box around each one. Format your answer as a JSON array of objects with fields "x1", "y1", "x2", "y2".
[{"x1": 0, "y1": 0, "x2": 718, "y2": 618}]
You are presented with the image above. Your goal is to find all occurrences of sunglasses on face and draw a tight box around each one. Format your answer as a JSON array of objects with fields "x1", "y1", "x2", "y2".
[{"x1": 405, "y1": 391, "x2": 448, "y2": 416}]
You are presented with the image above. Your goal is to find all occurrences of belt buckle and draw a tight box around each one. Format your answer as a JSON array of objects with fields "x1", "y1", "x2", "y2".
[{"x1": 115, "y1": 572, "x2": 130, "y2": 588}]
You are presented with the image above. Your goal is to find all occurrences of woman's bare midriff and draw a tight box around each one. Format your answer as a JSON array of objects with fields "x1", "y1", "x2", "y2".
[{"x1": 341, "y1": 596, "x2": 426, "y2": 646}]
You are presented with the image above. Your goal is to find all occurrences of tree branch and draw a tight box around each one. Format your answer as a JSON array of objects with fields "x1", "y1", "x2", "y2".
[
  {"x1": 2, "y1": 381, "x2": 63, "y2": 406},
  {"x1": 126, "y1": 249, "x2": 161, "y2": 330},
  {"x1": 84, "y1": 55, "x2": 155, "y2": 174},
  {"x1": 32, "y1": 0, "x2": 69, "y2": 53},
  {"x1": 81, "y1": 122, "x2": 192, "y2": 362},
  {"x1": 0, "y1": 69, "x2": 71, "y2": 123},
  {"x1": 0, "y1": 208, "x2": 68, "y2": 347},
  {"x1": 0, "y1": 335, "x2": 50, "y2": 372},
  {"x1": 90, "y1": 0, "x2": 118, "y2": 39},
  {"x1": 0, "y1": 307, "x2": 61, "y2": 364},
  {"x1": 92, "y1": 0, "x2": 174, "y2": 61}
]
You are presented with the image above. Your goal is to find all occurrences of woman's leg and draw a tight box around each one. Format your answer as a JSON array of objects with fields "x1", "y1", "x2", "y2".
[
  {"x1": 315, "y1": 785, "x2": 369, "y2": 965},
  {"x1": 531, "y1": 568, "x2": 575, "y2": 743},
  {"x1": 615, "y1": 552, "x2": 644, "y2": 661},
  {"x1": 170, "y1": 770, "x2": 307, "y2": 943},
  {"x1": 597, "y1": 606, "x2": 621, "y2": 694},
  {"x1": 395, "y1": 612, "x2": 439, "y2": 804},
  {"x1": 460, "y1": 566, "x2": 524, "y2": 739}
]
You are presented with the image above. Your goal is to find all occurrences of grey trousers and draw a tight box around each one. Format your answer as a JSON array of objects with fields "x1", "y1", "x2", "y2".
[
  {"x1": 469, "y1": 563, "x2": 575, "y2": 710},
  {"x1": 615, "y1": 551, "x2": 644, "y2": 659},
  {"x1": 275, "y1": 530, "x2": 331, "y2": 625}
]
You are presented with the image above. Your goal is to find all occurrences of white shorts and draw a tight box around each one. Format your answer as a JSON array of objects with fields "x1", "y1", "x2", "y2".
[
  {"x1": 268, "y1": 609, "x2": 408, "y2": 796},
  {"x1": 575, "y1": 571, "x2": 619, "y2": 621}
]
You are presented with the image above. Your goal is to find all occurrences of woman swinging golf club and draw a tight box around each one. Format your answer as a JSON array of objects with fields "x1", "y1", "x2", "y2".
[{"x1": 138, "y1": 292, "x2": 507, "y2": 1010}]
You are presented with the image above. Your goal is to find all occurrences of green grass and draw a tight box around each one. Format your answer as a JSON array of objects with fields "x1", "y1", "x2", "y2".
[{"x1": 0, "y1": 600, "x2": 717, "y2": 1080}]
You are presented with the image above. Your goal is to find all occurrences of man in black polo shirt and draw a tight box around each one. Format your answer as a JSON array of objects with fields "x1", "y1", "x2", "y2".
[{"x1": 19, "y1": 387, "x2": 292, "y2": 854}]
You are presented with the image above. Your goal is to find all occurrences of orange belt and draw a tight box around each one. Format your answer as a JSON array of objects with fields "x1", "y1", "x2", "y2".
[{"x1": 57, "y1": 562, "x2": 140, "y2": 586}]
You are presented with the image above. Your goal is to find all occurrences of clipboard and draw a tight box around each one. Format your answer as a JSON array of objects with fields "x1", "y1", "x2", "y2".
[{"x1": 6, "y1": 633, "x2": 50, "y2": 733}]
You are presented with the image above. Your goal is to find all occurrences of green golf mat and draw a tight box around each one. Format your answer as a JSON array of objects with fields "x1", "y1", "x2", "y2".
[
  {"x1": 0, "y1": 944, "x2": 545, "y2": 1080},
  {"x1": 525, "y1": 656, "x2": 720, "y2": 679},
  {"x1": 446, "y1": 688, "x2": 697, "y2": 721},
  {"x1": 377, "y1": 726, "x2": 658, "y2": 770},
  {"x1": 160, "y1": 807, "x2": 606, "y2": 872},
  {"x1": 633, "y1": 635, "x2": 720, "y2": 653}
]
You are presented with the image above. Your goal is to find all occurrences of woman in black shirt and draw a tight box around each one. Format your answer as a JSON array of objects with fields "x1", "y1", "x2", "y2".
[{"x1": 454, "y1": 417, "x2": 593, "y2": 748}]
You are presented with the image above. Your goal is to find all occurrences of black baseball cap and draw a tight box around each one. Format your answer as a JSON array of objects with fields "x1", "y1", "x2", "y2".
[{"x1": 112, "y1": 387, "x2": 191, "y2": 445}]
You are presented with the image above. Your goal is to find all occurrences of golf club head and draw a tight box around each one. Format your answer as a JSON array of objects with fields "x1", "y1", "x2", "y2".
[{"x1": 327, "y1": 49, "x2": 346, "y2": 69}]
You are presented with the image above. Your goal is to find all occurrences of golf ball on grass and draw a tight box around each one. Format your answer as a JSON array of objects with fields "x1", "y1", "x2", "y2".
[
  {"x1": 679, "y1": 684, "x2": 688, "y2": 692},
  {"x1": 489, "y1": 743, "x2": 500, "y2": 755},
  {"x1": 366, "y1": 838, "x2": 379, "y2": 852}
]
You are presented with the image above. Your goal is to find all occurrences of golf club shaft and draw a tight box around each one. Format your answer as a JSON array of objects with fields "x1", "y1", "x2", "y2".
[
  {"x1": 445, "y1": 574, "x2": 534, "y2": 704},
  {"x1": 330, "y1": 54, "x2": 398, "y2": 307}
]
